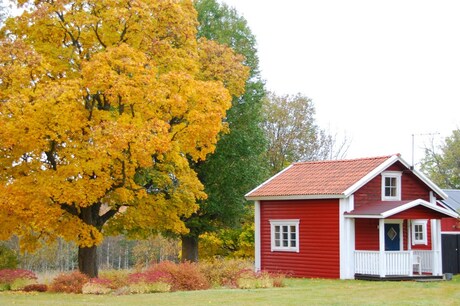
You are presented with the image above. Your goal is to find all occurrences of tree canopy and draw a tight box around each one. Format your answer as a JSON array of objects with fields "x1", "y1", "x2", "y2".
[
  {"x1": 262, "y1": 92, "x2": 338, "y2": 175},
  {"x1": 179, "y1": 0, "x2": 267, "y2": 261},
  {"x1": 421, "y1": 129, "x2": 460, "y2": 189},
  {"x1": 0, "y1": 0, "x2": 248, "y2": 277}
]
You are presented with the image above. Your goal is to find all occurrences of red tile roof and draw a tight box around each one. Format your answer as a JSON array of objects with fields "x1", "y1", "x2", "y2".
[{"x1": 247, "y1": 155, "x2": 393, "y2": 198}]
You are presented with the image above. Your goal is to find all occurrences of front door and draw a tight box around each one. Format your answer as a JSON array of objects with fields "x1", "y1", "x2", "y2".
[{"x1": 385, "y1": 223, "x2": 401, "y2": 251}]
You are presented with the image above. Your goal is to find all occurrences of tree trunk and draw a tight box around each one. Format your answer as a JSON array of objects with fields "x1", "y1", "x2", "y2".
[
  {"x1": 181, "y1": 235, "x2": 199, "y2": 262},
  {"x1": 78, "y1": 246, "x2": 98, "y2": 278}
]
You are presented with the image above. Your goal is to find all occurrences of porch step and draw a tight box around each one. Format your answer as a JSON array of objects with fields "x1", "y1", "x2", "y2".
[{"x1": 355, "y1": 274, "x2": 444, "y2": 281}]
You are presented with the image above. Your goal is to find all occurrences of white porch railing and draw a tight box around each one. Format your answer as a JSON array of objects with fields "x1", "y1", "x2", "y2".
[
  {"x1": 413, "y1": 250, "x2": 438, "y2": 274},
  {"x1": 355, "y1": 250, "x2": 435, "y2": 276}
]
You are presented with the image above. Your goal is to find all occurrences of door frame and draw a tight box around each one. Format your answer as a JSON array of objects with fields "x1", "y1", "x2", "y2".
[{"x1": 384, "y1": 219, "x2": 404, "y2": 251}]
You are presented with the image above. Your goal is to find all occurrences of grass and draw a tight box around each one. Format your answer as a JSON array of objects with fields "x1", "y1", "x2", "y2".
[{"x1": 1, "y1": 276, "x2": 460, "y2": 306}]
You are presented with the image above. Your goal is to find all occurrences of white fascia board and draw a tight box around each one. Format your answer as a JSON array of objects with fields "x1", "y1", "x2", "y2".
[
  {"x1": 437, "y1": 200, "x2": 455, "y2": 212},
  {"x1": 244, "y1": 164, "x2": 294, "y2": 199},
  {"x1": 382, "y1": 199, "x2": 459, "y2": 219},
  {"x1": 343, "y1": 155, "x2": 399, "y2": 197},
  {"x1": 245, "y1": 194, "x2": 345, "y2": 201},
  {"x1": 395, "y1": 156, "x2": 448, "y2": 200},
  {"x1": 344, "y1": 214, "x2": 382, "y2": 219}
]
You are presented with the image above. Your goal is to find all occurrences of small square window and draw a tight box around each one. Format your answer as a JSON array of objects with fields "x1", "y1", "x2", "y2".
[
  {"x1": 270, "y1": 220, "x2": 299, "y2": 252},
  {"x1": 381, "y1": 172, "x2": 402, "y2": 201}
]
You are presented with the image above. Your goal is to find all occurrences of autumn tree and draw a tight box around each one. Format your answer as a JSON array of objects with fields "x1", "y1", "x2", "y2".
[
  {"x1": 178, "y1": 0, "x2": 268, "y2": 261},
  {"x1": 0, "y1": 0, "x2": 248, "y2": 277},
  {"x1": 262, "y1": 92, "x2": 348, "y2": 175},
  {"x1": 421, "y1": 129, "x2": 460, "y2": 188}
]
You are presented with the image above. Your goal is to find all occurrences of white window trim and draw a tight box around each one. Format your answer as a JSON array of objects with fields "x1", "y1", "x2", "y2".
[
  {"x1": 269, "y1": 219, "x2": 300, "y2": 252},
  {"x1": 381, "y1": 171, "x2": 402, "y2": 201},
  {"x1": 411, "y1": 219, "x2": 428, "y2": 245}
]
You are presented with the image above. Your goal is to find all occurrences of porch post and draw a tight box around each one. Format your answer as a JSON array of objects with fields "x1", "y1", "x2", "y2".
[
  {"x1": 379, "y1": 218, "x2": 386, "y2": 277},
  {"x1": 254, "y1": 200, "x2": 261, "y2": 272},
  {"x1": 431, "y1": 219, "x2": 442, "y2": 276}
]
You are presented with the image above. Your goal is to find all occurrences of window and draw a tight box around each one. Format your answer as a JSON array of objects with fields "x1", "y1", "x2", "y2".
[
  {"x1": 381, "y1": 172, "x2": 402, "y2": 201},
  {"x1": 270, "y1": 220, "x2": 299, "y2": 252},
  {"x1": 411, "y1": 220, "x2": 428, "y2": 245}
]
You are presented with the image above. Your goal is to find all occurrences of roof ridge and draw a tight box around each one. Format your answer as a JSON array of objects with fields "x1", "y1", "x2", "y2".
[{"x1": 293, "y1": 154, "x2": 397, "y2": 166}]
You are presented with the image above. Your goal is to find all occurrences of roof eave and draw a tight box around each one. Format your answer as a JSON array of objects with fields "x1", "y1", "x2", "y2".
[
  {"x1": 244, "y1": 164, "x2": 294, "y2": 198},
  {"x1": 245, "y1": 194, "x2": 345, "y2": 201},
  {"x1": 345, "y1": 199, "x2": 459, "y2": 219}
]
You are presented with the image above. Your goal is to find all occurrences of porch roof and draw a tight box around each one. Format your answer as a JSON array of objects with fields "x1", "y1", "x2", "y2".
[{"x1": 344, "y1": 199, "x2": 459, "y2": 219}]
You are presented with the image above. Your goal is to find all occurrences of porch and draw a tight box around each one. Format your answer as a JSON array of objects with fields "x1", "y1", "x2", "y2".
[
  {"x1": 354, "y1": 250, "x2": 440, "y2": 278},
  {"x1": 341, "y1": 199, "x2": 451, "y2": 279}
]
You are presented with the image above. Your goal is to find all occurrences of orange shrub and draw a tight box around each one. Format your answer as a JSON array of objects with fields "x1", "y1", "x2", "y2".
[{"x1": 49, "y1": 271, "x2": 89, "y2": 294}]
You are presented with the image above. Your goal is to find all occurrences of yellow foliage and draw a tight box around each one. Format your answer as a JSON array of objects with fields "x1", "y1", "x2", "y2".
[{"x1": 0, "y1": 0, "x2": 248, "y2": 252}]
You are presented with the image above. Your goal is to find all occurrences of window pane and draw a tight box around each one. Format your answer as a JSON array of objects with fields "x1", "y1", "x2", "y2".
[
  {"x1": 384, "y1": 177, "x2": 397, "y2": 197},
  {"x1": 385, "y1": 187, "x2": 392, "y2": 197},
  {"x1": 275, "y1": 240, "x2": 280, "y2": 247},
  {"x1": 291, "y1": 240, "x2": 296, "y2": 247},
  {"x1": 283, "y1": 240, "x2": 288, "y2": 247}
]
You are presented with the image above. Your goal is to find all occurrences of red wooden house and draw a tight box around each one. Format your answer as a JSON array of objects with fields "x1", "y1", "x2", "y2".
[{"x1": 245, "y1": 154, "x2": 458, "y2": 279}]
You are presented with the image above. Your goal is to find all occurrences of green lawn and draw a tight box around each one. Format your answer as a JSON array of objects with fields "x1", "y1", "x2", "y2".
[{"x1": 1, "y1": 277, "x2": 460, "y2": 306}]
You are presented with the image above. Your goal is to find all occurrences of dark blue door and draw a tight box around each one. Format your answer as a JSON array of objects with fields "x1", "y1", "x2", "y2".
[{"x1": 385, "y1": 223, "x2": 400, "y2": 251}]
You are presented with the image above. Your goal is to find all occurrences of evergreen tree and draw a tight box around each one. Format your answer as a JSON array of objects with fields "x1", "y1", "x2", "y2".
[{"x1": 181, "y1": 0, "x2": 268, "y2": 261}]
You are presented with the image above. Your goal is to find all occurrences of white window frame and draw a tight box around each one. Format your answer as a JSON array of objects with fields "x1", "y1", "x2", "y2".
[
  {"x1": 411, "y1": 219, "x2": 428, "y2": 245},
  {"x1": 381, "y1": 171, "x2": 402, "y2": 201},
  {"x1": 270, "y1": 219, "x2": 300, "y2": 252}
]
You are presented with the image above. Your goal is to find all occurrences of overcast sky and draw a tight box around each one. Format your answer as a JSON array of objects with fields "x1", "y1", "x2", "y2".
[{"x1": 219, "y1": 0, "x2": 460, "y2": 167}]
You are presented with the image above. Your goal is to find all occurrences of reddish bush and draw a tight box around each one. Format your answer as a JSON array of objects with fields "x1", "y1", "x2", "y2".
[
  {"x1": 152, "y1": 261, "x2": 210, "y2": 291},
  {"x1": 129, "y1": 261, "x2": 210, "y2": 291},
  {"x1": 49, "y1": 271, "x2": 89, "y2": 294},
  {"x1": 0, "y1": 269, "x2": 37, "y2": 284},
  {"x1": 128, "y1": 270, "x2": 171, "y2": 284},
  {"x1": 89, "y1": 277, "x2": 112, "y2": 286},
  {"x1": 23, "y1": 284, "x2": 48, "y2": 292}
]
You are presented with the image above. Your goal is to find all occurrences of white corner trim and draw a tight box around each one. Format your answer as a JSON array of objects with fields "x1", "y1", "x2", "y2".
[{"x1": 254, "y1": 200, "x2": 261, "y2": 272}]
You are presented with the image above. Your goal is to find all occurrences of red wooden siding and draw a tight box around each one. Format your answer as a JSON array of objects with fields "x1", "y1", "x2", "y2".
[
  {"x1": 260, "y1": 199, "x2": 340, "y2": 278},
  {"x1": 354, "y1": 220, "x2": 409, "y2": 251},
  {"x1": 355, "y1": 219, "x2": 379, "y2": 250},
  {"x1": 390, "y1": 205, "x2": 446, "y2": 220},
  {"x1": 442, "y1": 217, "x2": 460, "y2": 232},
  {"x1": 401, "y1": 173, "x2": 432, "y2": 201}
]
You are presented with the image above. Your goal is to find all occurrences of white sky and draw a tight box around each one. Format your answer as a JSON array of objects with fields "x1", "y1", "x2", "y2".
[{"x1": 220, "y1": 0, "x2": 460, "y2": 167}]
